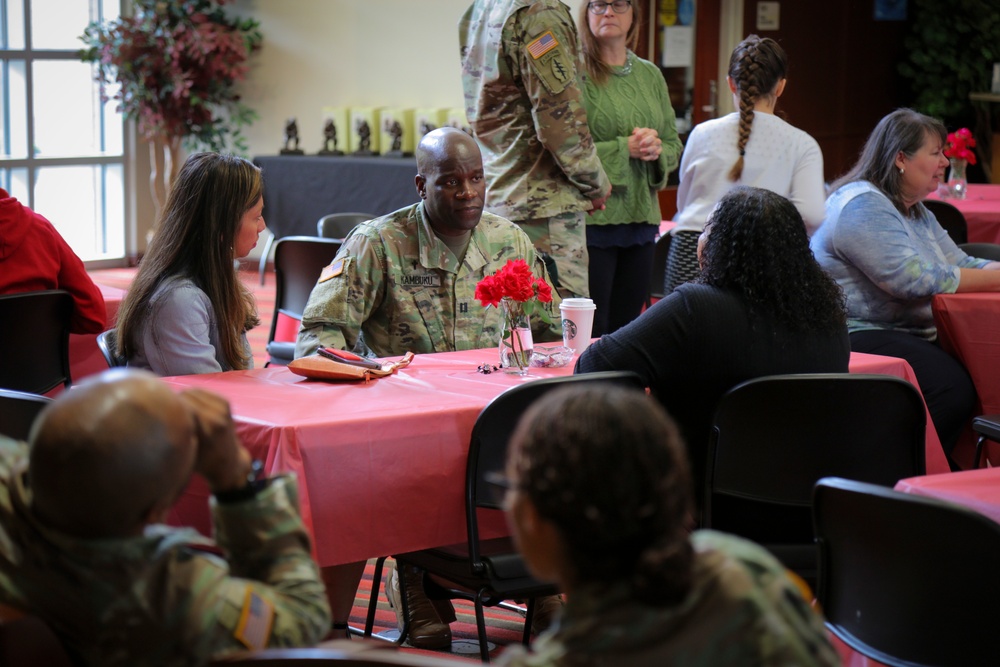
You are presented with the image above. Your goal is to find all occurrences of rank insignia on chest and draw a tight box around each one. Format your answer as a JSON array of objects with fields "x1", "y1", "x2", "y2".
[
  {"x1": 400, "y1": 273, "x2": 442, "y2": 287},
  {"x1": 319, "y1": 258, "x2": 345, "y2": 283}
]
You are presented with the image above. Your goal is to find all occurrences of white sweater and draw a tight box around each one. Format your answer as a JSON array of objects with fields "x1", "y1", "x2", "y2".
[{"x1": 673, "y1": 112, "x2": 826, "y2": 235}]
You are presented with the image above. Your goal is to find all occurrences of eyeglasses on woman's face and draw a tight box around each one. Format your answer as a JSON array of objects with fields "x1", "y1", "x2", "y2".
[{"x1": 588, "y1": 0, "x2": 632, "y2": 15}]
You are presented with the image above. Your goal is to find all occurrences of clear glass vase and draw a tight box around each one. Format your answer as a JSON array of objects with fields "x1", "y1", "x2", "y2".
[
  {"x1": 947, "y1": 158, "x2": 968, "y2": 200},
  {"x1": 498, "y1": 298, "x2": 533, "y2": 375}
]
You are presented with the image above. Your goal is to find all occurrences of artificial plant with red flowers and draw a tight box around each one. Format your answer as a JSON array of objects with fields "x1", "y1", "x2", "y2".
[
  {"x1": 944, "y1": 128, "x2": 977, "y2": 165},
  {"x1": 79, "y1": 0, "x2": 263, "y2": 154}
]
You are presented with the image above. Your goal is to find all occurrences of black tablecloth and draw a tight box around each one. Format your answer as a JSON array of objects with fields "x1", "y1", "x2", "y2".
[{"x1": 253, "y1": 155, "x2": 418, "y2": 239}]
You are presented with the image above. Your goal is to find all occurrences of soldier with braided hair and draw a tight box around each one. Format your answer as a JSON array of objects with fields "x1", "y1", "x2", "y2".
[
  {"x1": 665, "y1": 34, "x2": 826, "y2": 294},
  {"x1": 498, "y1": 383, "x2": 840, "y2": 666}
]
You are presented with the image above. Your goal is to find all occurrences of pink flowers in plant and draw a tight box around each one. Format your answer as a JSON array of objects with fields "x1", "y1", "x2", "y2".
[
  {"x1": 945, "y1": 128, "x2": 977, "y2": 165},
  {"x1": 475, "y1": 259, "x2": 553, "y2": 308}
]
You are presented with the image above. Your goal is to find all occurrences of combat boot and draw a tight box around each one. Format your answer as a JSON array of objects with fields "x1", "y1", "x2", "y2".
[{"x1": 387, "y1": 564, "x2": 452, "y2": 649}]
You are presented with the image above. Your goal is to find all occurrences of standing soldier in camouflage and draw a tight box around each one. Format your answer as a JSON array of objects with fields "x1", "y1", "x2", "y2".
[
  {"x1": 296, "y1": 127, "x2": 560, "y2": 359},
  {"x1": 0, "y1": 369, "x2": 330, "y2": 666},
  {"x1": 460, "y1": 0, "x2": 612, "y2": 298}
]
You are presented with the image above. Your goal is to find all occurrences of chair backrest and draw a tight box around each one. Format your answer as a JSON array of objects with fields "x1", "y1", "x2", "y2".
[
  {"x1": 959, "y1": 242, "x2": 1000, "y2": 261},
  {"x1": 648, "y1": 233, "x2": 672, "y2": 303},
  {"x1": 814, "y1": 477, "x2": 1000, "y2": 667},
  {"x1": 924, "y1": 199, "x2": 967, "y2": 245},
  {"x1": 0, "y1": 290, "x2": 74, "y2": 393},
  {"x1": 0, "y1": 602, "x2": 74, "y2": 667},
  {"x1": 704, "y1": 374, "x2": 926, "y2": 578},
  {"x1": 96, "y1": 329, "x2": 126, "y2": 368},
  {"x1": 316, "y1": 213, "x2": 374, "y2": 240},
  {"x1": 266, "y1": 236, "x2": 344, "y2": 351},
  {"x1": 0, "y1": 389, "x2": 51, "y2": 440},
  {"x1": 465, "y1": 371, "x2": 645, "y2": 567}
]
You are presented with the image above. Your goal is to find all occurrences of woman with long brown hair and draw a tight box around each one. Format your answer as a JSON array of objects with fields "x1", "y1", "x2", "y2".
[
  {"x1": 664, "y1": 35, "x2": 825, "y2": 293},
  {"x1": 117, "y1": 152, "x2": 264, "y2": 375},
  {"x1": 576, "y1": 0, "x2": 682, "y2": 335}
]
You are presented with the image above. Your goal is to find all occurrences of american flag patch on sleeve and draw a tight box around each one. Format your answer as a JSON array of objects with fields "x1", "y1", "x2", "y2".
[
  {"x1": 234, "y1": 587, "x2": 275, "y2": 651},
  {"x1": 527, "y1": 31, "x2": 558, "y2": 59}
]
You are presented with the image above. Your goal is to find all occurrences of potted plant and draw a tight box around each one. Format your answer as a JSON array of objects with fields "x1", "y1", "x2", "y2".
[{"x1": 79, "y1": 0, "x2": 263, "y2": 217}]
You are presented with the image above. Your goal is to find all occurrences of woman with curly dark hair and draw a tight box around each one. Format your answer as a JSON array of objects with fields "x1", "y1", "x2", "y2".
[
  {"x1": 576, "y1": 186, "x2": 849, "y2": 495},
  {"x1": 498, "y1": 383, "x2": 839, "y2": 666}
]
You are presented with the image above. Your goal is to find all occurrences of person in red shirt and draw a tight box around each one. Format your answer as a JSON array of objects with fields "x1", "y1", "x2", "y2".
[{"x1": 0, "y1": 188, "x2": 106, "y2": 333}]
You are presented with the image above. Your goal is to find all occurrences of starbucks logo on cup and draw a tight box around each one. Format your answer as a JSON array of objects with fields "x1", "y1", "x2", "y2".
[{"x1": 562, "y1": 319, "x2": 577, "y2": 338}]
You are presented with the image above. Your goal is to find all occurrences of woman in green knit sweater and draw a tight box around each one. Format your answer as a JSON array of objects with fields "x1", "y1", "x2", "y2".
[{"x1": 577, "y1": 0, "x2": 682, "y2": 335}]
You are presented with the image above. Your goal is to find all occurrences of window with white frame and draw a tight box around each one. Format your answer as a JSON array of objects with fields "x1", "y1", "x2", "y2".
[{"x1": 0, "y1": 0, "x2": 125, "y2": 262}]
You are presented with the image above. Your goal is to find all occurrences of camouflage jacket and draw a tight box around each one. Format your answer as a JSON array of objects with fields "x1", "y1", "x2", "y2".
[
  {"x1": 295, "y1": 202, "x2": 561, "y2": 358},
  {"x1": 459, "y1": 0, "x2": 610, "y2": 222},
  {"x1": 0, "y1": 437, "x2": 330, "y2": 666},
  {"x1": 498, "y1": 531, "x2": 839, "y2": 667}
]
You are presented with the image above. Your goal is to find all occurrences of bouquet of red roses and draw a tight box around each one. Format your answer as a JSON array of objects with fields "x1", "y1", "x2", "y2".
[
  {"x1": 944, "y1": 128, "x2": 977, "y2": 165},
  {"x1": 475, "y1": 259, "x2": 552, "y2": 372}
]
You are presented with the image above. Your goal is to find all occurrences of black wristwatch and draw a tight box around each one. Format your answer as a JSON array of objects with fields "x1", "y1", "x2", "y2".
[{"x1": 214, "y1": 459, "x2": 270, "y2": 504}]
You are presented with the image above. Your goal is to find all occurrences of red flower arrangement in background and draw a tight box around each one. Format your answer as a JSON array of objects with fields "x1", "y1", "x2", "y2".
[
  {"x1": 475, "y1": 259, "x2": 552, "y2": 372},
  {"x1": 944, "y1": 128, "x2": 977, "y2": 165}
]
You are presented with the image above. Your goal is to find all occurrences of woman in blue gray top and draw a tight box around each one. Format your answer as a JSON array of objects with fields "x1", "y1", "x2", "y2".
[
  {"x1": 811, "y1": 108, "x2": 1000, "y2": 458},
  {"x1": 116, "y1": 153, "x2": 265, "y2": 375}
]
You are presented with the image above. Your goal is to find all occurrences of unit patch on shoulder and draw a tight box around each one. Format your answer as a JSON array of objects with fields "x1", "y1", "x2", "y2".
[
  {"x1": 234, "y1": 587, "x2": 275, "y2": 651},
  {"x1": 319, "y1": 258, "x2": 345, "y2": 283},
  {"x1": 527, "y1": 31, "x2": 558, "y2": 59}
]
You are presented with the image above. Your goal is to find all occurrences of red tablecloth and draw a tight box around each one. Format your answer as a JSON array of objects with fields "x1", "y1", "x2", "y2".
[
  {"x1": 161, "y1": 348, "x2": 947, "y2": 568},
  {"x1": 933, "y1": 292, "x2": 1000, "y2": 463},
  {"x1": 926, "y1": 184, "x2": 1000, "y2": 244},
  {"x1": 68, "y1": 283, "x2": 124, "y2": 381},
  {"x1": 896, "y1": 467, "x2": 1000, "y2": 525}
]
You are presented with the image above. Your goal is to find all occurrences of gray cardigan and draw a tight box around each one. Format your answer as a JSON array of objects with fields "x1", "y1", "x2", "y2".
[{"x1": 127, "y1": 275, "x2": 252, "y2": 376}]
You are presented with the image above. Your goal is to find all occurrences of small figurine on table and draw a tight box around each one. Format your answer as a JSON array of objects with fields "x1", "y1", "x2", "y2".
[
  {"x1": 353, "y1": 119, "x2": 374, "y2": 156},
  {"x1": 318, "y1": 118, "x2": 344, "y2": 156},
  {"x1": 280, "y1": 117, "x2": 304, "y2": 155},
  {"x1": 383, "y1": 119, "x2": 412, "y2": 158}
]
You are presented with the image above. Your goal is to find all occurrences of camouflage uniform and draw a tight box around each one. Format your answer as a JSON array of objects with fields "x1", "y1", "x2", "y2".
[
  {"x1": 0, "y1": 436, "x2": 330, "y2": 666},
  {"x1": 498, "y1": 531, "x2": 840, "y2": 667},
  {"x1": 459, "y1": 0, "x2": 611, "y2": 298},
  {"x1": 295, "y1": 202, "x2": 560, "y2": 358}
]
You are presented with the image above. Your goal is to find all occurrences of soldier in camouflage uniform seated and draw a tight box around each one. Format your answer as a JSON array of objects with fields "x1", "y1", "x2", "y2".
[
  {"x1": 498, "y1": 384, "x2": 840, "y2": 667},
  {"x1": 0, "y1": 369, "x2": 330, "y2": 666},
  {"x1": 296, "y1": 126, "x2": 560, "y2": 359},
  {"x1": 295, "y1": 126, "x2": 562, "y2": 650}
]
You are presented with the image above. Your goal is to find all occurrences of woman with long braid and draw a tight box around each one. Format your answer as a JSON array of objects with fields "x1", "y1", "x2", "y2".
[{"x1": 664, "y1": 35, "x2": 825, "y2": 293}]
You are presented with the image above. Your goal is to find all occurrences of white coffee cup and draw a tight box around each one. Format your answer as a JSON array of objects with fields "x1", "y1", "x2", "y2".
[{"x1": 560, "y1": 298, "x2": 596, "y2": 355}]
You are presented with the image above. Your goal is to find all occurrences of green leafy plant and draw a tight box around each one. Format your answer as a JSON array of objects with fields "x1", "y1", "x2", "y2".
[
  {"x1": 79, "y1": 0, "x2": 263, "y2": 154},
  {"x1": 899, "y1": 0, "x2": 1000, "y2": 127}
]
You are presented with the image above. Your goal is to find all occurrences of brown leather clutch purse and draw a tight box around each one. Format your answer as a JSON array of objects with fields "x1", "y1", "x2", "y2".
[{"x1": 288, "y1": 351, "x2": 414, "y2": 384}]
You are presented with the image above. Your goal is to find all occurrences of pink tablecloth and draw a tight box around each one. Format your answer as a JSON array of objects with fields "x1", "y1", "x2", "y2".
[
  {"x1": 932, "y1": 292, "x2": 1000, "y2": 464},
  {"x1": 896, "y1": 467, "x2": 1000, "y2": 525},
  {"x1": 926, "y1": 184, "x2": 1000, "y2": 244},
  {"x1": 68, "y1": 283, "x2": 124, "y2": 381},
  {"x1": 161, "y1": 348, "x2": 947, "y2": 568}
]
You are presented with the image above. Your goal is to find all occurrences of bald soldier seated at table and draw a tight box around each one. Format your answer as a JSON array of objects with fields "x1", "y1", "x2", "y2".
[
  {"x1": 0, "y1": 369, "x2": 330, "y2": 666},
  {"x1": 295, "y1": 127, "x2": 561, "y2": 360}
]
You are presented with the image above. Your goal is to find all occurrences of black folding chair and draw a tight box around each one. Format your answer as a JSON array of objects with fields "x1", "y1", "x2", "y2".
[
  {"x1": 316, "y1": 212, "x2": 373, "y2": 240},
  {"x1": 266, "y1": 237, "x2": 343, "y2": 366},
  {"x1": 0, "y1": 389, "x2": 52, "y2": 440},
  {"x1": 0, "y1": 290, "x2": 73, "y2": 393},
  {"x1": 704, "y1": 373, "x2": 926, "y2": 586},
  {"x1": 814, "y1": 477, "x2": 1000, "y2": 667},
  {"x1": 924, "y1": 199, "x2": 967, "y2": 245}
]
